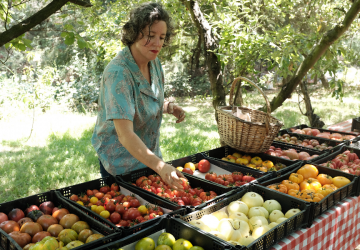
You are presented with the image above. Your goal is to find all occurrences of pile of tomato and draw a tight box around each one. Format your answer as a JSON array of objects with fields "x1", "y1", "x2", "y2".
[
  {"x1": 68, "y1": 183, "x2": 163, "y2": 227},
  {"x1": 204, "y1": 171, "x2": 256, "y2": 187},
  {"x1": 267, "y1": 164, "x2": 351, "y2": 202},
  {"x1": 134, "y1": 175, "x2": 218, "y2": 206}
]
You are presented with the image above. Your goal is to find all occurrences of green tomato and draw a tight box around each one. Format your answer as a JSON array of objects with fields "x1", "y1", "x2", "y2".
[
  {"x1": 189, "y1": 247, "x2": 204, "y2": 250},
  {"x1": 157, "y1": 232, "x2": 176, "y2": 247},
  {"x1": 155, "y1": 245, "x2": 172, "y2": 250},
  {"x1": 135, "y1": 237, "x2": 155, "y2": 250},
  {"x1": 172, "y1": 239, "x2": 193, "y2": 250}
]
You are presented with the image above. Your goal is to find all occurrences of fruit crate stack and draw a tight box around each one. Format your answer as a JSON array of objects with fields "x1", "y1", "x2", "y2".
[
  {"x1": 179, "y1": 184, "x2": 311, "y2": 250},
  {"x1": 201, "y1": 145, "x2": 303, "y2": 176},
  {"x1": 167, "y1": 153, "x2": 274, "y2": 190},
  {"x1": 259, "y1": 162, "x2": 358, "y2": 227},
  {"x1": 0, "y1": 190, "x2": 118, "y2": 250},
  {"x1": 56, "y1": 175, "x2": 186, "y2": 237},
  {"x1": 275, "y1": 129, "x2": 348, "y2": 153},
  {"x1": 116, "y1": 165, "x2": 235, "y2": 213}
]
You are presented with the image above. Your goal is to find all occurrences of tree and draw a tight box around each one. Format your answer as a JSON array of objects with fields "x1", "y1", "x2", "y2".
[
  {"x1": 179, "y1": 0, "x2": 226, "y2": 119},
  {"x1": 0, "y1": 0, "x2": 92, "y2": 63}
]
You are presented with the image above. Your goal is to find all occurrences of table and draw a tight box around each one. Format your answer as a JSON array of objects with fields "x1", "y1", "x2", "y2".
[{"x1": 270, "y1": 196, "x2": 360, "y2": 250}]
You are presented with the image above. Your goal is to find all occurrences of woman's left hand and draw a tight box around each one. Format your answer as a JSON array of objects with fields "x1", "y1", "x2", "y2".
[{"x1": 168, "y1": 104, "x2": 186, "y2": 123}]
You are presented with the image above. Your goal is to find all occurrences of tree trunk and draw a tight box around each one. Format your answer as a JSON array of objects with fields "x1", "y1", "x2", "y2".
[
  {"x1": 263, "y1": 0, "x2": 360, "y2": 113},
  {"x1": 180, "y1": 0, "x2": 226, "y2": 119},
  {"x1": 0, "y1": 0, "x2": 92, "y2": 47},
  {"x1": 193, "y1": 33, "x2": 202, "y2": 76},
  {"x1": 300, "y1": 81, "x2": 325, "y2": 128},
  {"x1": 233, "y1": 81, "x2": 243, "y2": 106},
  {"x1": 320, "y1": 71, "x2": 330, "y2": 89}
]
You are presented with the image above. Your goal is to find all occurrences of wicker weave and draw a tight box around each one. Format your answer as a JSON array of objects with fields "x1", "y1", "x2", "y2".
[{"x1": 217, "y1": 76, "x2": 283, "y2": 153}]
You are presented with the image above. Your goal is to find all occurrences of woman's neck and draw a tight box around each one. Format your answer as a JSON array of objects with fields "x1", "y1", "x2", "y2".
[{"x1": 129, "y1": 45, "x2": 149, "y2": 72}]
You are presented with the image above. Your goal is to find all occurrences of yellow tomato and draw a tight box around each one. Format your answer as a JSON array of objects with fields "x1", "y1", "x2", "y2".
[
  {"x1": 184, "y1": 162, "x2": 196, "y2": 171},
  {"x1": 76, "y1": 201, "x2": 84, "y2": 206},
  {"x1": 261, "y1": 160, "x2": 274, "y2": 169},
  {"x1": 332, "y1": 176, "x2": 351, "y2": 188},
  {"x1": 100, "y1": 210, "x2": 110, "y2": 219},
  {"x1": 232, "y1": 152, "x2": 242, "y2": 159},
  {"x1": 91, "y1": 205, "x2": 98, "y2": 212},
  {"x1": 250, "y1": 156, "x2": 262, "y2": 166},
  {"x1": 90, "y1": 197, "x2": 98, "y2": 204},
  {"x1": 95, "y1": 206, "x2": 105, "y2": 215},
  {"x1": 176, "y1": 166, "x2": 183, "y2": 172},
  {"x1": 138, "y1": 205, "x2": 148, "y2": 215},
  {"x1": 236, "y1": 158, "x2": 249, "y2": 165}
]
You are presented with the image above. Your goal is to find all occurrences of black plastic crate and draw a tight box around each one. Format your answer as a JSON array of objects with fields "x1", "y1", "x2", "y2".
[
  {"x1": 0, "y1": 190, "x2": 118, "y2": 250},
  {"x1": 56, "y1": 175, "x2": 186, "y2": 237},
  {"x1": 180, "y1": 185, "x2": 311, "y2": 250},
  {"x1": 312, "y1": 145, "x2": 360, "y2": 197},
  {"x1": 276, "y1": 129, "x2": 348, "y2": 153},
  {"x1": 259, "y1": 163, "x2": 358, "y2": 227},
  {"x1": 287, "y1": 124, "x2": 360, "y2": 141},
  {"x1": 352, "y1": 117, "x2": 360, "y2": 132},
  {"x1": 167, "y1": 153, "x2": 275, "y2": 189},
  {"x1": 201, "y1": 145, "x2": 302, "y2": 176},
  {"x1": 92, "y1": 216, "x2": 233, "y2": 250},
  {"x1": 117, "y1": 166, "x2": 234, "y2": 213}
]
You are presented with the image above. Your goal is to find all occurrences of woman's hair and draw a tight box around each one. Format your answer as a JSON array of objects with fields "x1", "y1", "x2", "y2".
[{"x1": 121, "y1": 2, "x2": 174, "y2": 47}]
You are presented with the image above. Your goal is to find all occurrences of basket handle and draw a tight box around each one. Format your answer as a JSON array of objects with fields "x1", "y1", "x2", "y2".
[{"x1": 229, "y1": 76, "x2": 271, "y2": 134}]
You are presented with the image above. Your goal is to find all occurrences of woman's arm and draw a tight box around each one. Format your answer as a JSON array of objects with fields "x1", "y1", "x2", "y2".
[{"x1": 113, "y1": 119, "x2": 185, "y2": 190}]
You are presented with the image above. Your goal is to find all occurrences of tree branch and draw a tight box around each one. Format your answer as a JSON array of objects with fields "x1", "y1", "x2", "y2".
[
  {"x1": 68, "y1": 0, "x2": 92, "y2": 7},
  {"x1": 0, "y1": 0, "x2": 92, "y2": 48},
  {"x1": 264, "y1": 0, "x2": 360, "y2": 113}
]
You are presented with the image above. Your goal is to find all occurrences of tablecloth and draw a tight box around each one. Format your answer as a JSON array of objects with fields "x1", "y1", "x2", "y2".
[{"x1": 270, "y1": 196, "x2": 360, "y2": 250}]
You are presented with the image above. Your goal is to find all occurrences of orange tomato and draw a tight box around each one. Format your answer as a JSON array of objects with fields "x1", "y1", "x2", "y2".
[
  {"x1": 332, "y1": 176, "x2": 351, "y2": 188},
  {"x1": 288, "y1": 189, "x2": 300, "y2": 198},
  {"x1": 289, "y1": 173, "x2": 304, "y2": 184},
  {"x1": 281, "y1": 180, "x2": 300, "y2": 191},
  {"x1": 317, "y1": 174, "x2": 333, "y2": 186},
  {"x1": 242, "y1": 155, "x2": 252, "y2": 162},
  {"x1": 300, "y1": 178, "x2": 322, "y2": 191},
  {"x1": 297, "y1": 164, "x2": 319, "y2": 179},
  {"x1": 316, "y1": 187, "x2": 334, "y2": 198},
  {"x1": 268, "y1": 184, "x2": 288, "y2": 194},
  {"x1": 323, "y1": 184, "x2": 338, "y2": 191}
]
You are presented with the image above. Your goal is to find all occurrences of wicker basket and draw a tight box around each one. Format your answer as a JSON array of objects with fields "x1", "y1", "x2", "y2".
[{"x1": 217, "y1": 76, "x2": 283, "y2": 153}]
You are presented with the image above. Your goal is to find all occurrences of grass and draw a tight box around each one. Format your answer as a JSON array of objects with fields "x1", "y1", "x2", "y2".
[{"x1": 1, "y1": 84, "x2": 360, "y2": 203}]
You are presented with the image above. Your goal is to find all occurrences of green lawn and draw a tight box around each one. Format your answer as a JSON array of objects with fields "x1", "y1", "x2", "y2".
[{"x1": 1, "y1": 85, "x2": 360, "y2": 203}]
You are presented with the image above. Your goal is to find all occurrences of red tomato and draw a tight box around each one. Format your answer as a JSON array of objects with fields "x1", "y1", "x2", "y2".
[
  {"x1": 70, "y1": 194, "x2": 78, "y2": 202},
  {"x1": 100, "y1": 185, "x2": 110, "y2": 193},
  {"x1": 127, "y1": 208, "x2": 141, "y2": 220},
  {"x1": 111, "y1": 183, "x2": 119, "y2": 192},
  {"x1": 194, "y1": 187, "x2": 204, "y2": 196},
  {"x1": 181, "y1": 196, "x2": 190, "y2": 205},
  {"x1": 8, "y1": 209, "x2": 25, "y2": 222},
  {"x1": 118, "y1": 220, "x2": 129, "y2": 227},
  {"x1": 95, "y1": 192, "x2": 104, "y2": 200},
  {"x1": 205, "y1": 172, "x2": 217, "y2": 182},
  {"x1": 242, "y1": 175, "x2": 256, "y2": 182},
  {"x1": 105, "y1": 201, "x2": 116, "y2": 213},
  {"x1": 110, "y1": 212, "x2": 121, "y2": 224},
  {"x1": 129, "y1": 199, "x2": 140, "y2": 208},
  {"x1": 232, "y1": 172, "x2": 243, "y2": 182},
  {"x1": 180, "y1": 178, "x2": 190, "y2": 190},
  {"x1": 149, "y1": 213, "x2": 157, "y2": 219},
  {"x1": 86, "y1": 190, "x2": 94, "y2": 196},
  {"x1": 198, "y1": 159, "x2": 211, "y2": 173},
  {"x1": 214, "y1": 178, "x2": 225, "y2": 185},
  {"x1": 182, "y1": 168, "x2": 194, "y2": 175},
  {"x1": 115, "y1": 204, "x2": 126, "y2": 214}
]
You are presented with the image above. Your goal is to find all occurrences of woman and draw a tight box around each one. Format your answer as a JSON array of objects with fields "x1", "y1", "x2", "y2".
[{"x1": 92, "y1": 2, "x2": 186, "y2": 190}]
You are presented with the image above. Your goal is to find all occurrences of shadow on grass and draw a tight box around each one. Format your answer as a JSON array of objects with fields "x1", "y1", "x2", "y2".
[{"x1": 0, "y1": 126, "x2": 100, "y2": 203}]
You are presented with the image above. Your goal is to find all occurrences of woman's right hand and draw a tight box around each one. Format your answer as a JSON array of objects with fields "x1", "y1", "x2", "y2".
[{"x1": 158, "y1": 163, "x2": 186, "y2": 190}]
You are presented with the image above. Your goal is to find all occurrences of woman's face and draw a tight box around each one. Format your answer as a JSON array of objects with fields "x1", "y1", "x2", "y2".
[{"x1": 131, "y1": 20, "x2": 167, "y2": 63}]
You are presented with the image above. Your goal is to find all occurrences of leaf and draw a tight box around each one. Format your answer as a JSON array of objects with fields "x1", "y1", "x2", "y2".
[
  {"x1": 5, "y1": 43, "x2": 10, "y2": 49},
  {"x1": 17, "y1": 44, "x2": 26, "y2": 51},
  {"x1": 77, "y1": 38, "x2": 87, "y2": 49},
  {"x1": 59, "y1": 14, "x2": 68, "y2": 18},
  {"x1": 64, "y1": 24, "x2": 73, "y2": 31},
  {"x1": 61, "y1": 32, "x2": 68, "y2": 38},
  {"x1": 77, "y1": 21, "x2": 85, "y2": 25},
  {"x1": 64, "y1": 36, "x2": 75, "y2": 45}
]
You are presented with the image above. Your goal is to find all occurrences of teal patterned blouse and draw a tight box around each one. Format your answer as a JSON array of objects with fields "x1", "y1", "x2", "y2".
[{"x1": 92, "y1": 46, "x2": 164, "y2": 176}]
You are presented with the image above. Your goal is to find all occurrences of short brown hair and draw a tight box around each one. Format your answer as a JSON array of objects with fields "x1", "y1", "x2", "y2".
[{"x1": 121, "y1": 2, "x2": 174, "y2": 47}]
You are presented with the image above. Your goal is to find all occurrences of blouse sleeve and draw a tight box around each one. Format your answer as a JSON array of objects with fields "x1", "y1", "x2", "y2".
[{"x1": 103, "y1": 66, "x2": 135, "y2": 122}]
